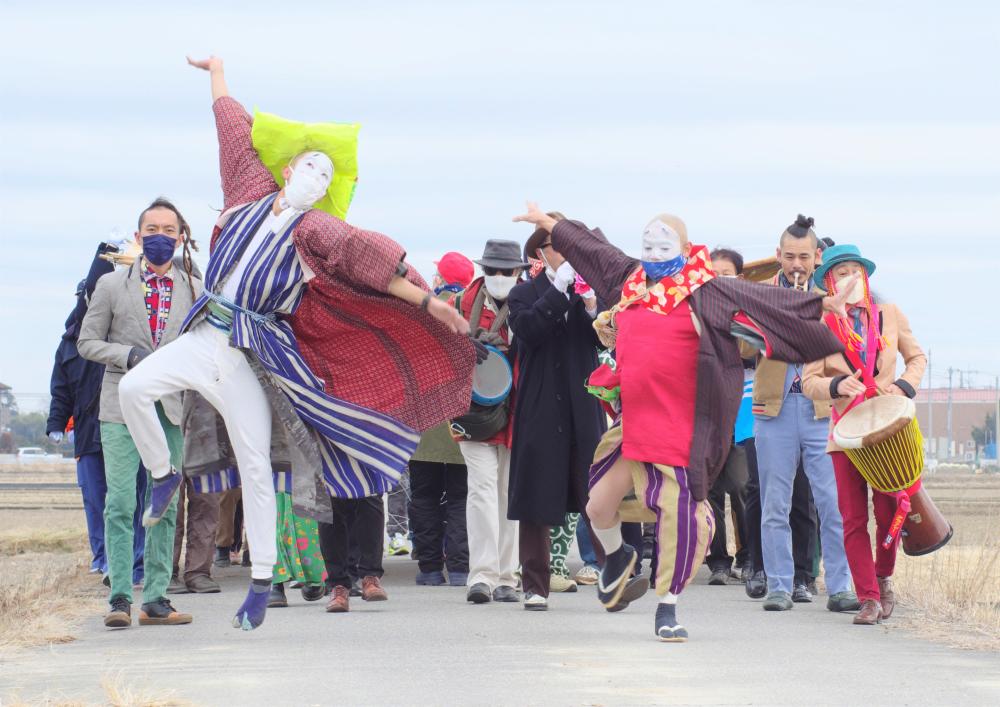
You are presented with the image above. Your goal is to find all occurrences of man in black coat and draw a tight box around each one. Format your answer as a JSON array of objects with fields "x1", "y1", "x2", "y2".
[{"x1": 507, "y1": 214, "x2": 607, "y2": 611}]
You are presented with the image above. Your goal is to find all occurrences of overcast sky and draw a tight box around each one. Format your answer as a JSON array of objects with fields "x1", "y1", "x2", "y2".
[{"x1": 2, "y1": 1, "x2": 998, "y2": 408}]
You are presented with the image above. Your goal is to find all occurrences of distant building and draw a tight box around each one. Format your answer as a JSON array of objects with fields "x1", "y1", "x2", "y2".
[{"x1": 914, "y1": 387, "x2": 999, "y2": 460}]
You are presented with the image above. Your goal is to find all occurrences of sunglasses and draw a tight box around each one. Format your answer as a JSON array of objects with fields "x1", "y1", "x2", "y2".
[{"x1": 483, "y1": 266, "x2": 518, "y2": 277}]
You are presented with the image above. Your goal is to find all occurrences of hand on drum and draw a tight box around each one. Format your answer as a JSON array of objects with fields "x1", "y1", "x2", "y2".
[
  {"x1": 837, "y1": 370, "x2": 868, "y2": 398},
  {"x1": 885, "y1": 383, "x2": 907, "y2": 397}
]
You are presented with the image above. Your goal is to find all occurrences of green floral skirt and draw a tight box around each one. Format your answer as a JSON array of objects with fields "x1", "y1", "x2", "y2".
[{"x1": 273, "y1": 491, "x2": 326, "y2": 586}]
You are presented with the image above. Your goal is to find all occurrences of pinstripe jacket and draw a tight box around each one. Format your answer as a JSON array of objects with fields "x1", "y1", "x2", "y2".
[{"x1": 550, "y1": 219, "x2": 844, "y2": 500}]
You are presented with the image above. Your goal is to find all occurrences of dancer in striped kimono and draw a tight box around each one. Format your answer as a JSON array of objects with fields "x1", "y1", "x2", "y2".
[
  {"x1": 119, "y1": 56, "x2": 474, "y2": 631},
  {"x1": 513, "y1": 202, "x2": 854, "y2": 642}
]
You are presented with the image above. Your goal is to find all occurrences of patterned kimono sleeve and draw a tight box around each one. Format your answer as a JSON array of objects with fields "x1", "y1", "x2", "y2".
[
  {"x1": 212, "y1": 96, "x2": 279, "y2": 210},
  {"x1": 716, "y1": 277, "x2": 844, "y2": 364},
  {"x1": 550, "y1": 219, "x2": 638, "y2": 307},
  {"x1": 292, "y1": 212, "x2": 410, "y2": 294}
]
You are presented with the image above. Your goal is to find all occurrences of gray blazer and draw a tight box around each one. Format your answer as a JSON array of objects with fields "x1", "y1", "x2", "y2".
[{"x1": 78, "y1": 258, "x2": 203, "y2": 425}]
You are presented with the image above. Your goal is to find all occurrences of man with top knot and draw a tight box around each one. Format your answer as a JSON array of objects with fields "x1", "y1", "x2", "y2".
[
  {"x1": 118, "y1": 56, "x2": 474, "y2": 631},
  {"x1": 513, "y1": 202, "x2": 856, "y2": 642}
]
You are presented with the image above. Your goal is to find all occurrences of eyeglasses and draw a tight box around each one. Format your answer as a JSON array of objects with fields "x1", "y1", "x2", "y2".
[{"x1": 483, "y1": 266, "x2": 517, "y2": 277}]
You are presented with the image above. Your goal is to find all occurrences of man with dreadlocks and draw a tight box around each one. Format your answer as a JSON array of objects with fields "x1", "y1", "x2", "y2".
[
  {"x1": 803, "y1": 244, "x2": 926, "y2": 625},
  {"x1": 79, "y1": 197, "x2": 202, "y2": 629},
  {"x1": 118, "y1": 56, "x2": 475, "y2": 631}
]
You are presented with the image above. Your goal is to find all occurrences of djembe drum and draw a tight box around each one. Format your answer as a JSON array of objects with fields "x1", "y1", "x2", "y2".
[{"x1": 833, "y1": 395, "x2": 953, "y2": 556}]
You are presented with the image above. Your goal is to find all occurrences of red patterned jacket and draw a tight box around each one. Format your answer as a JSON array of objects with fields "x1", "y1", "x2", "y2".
[{"x1": 211, "y1": 96, "x2": 474, "y2": 432}]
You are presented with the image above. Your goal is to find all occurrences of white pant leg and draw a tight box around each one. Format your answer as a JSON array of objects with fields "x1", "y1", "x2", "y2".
[
  {"x1": 495, "y1": 445, "x2": 519, "y2": 588},
  {"x1": 208, "y1": 333, "x2": 276, "y2": 580},
  {"x1": 120, "y1": 324, "x2": 276, "y2": 580},
  {"x1": 461, "y1": 441, "x2": 501, "y2": 589},
  {"x1": 119, "y1": 325, "x2": 220, "y2": 479}
]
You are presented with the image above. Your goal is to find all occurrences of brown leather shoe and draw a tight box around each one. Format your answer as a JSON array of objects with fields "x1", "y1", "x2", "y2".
[
  {"x1": 325, "y1": 585, "x2": 350, "y2": 613},
  {"x1": 853, "y1": 599, "x2": 883, "y2": 625},
  {"x1": 362, "y1": 576, "x2": 388, "y2": 602},
  {"x1": 878, "y1": 576, "x2": 895, "y2": 619}
]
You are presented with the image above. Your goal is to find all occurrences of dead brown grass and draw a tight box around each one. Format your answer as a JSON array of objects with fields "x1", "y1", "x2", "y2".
[
  {"x1": 0, "y1": 526, "x2": 102, "y2": 653},
  {"x1": 3, "y1": 672, "x2": 195, "y2": 706},
  {"x1": 0, "y1": 527, "x2": 90, "y2": 555},
  {"x1": 893, "y1": 515, "x2": 1000, "y2": 651}
]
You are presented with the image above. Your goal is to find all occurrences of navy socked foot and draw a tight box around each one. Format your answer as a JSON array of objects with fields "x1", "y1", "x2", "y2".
[
  {"x1": 142, "y1": 469, "x2": 182, "y2": 528},
  {"x1": 597, "y1": 543, "x2": 637, "y2": 609},
  {"x1": 655, "y1": 603, "x2": 689, "y2": 642},
  {"x1": 233, "y1": 579, "x2": 271, "y2": 631}
]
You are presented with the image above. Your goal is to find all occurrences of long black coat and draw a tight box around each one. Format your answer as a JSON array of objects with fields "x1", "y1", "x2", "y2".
[
  {"x1": 506, "y1": 273, "x2": 607, "y2": 525},
  {"x1": 47, "y1": 310, "x2": 104, "y2": 458}
]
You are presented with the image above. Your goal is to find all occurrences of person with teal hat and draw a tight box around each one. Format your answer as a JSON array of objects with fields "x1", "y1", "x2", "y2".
[
  {"x1": 803, "y1": 243, "x2": 927, "y2": 625},
  {"x1": 117, "y1": 56, "x2": 477, "y2": 631},
  {"x1": 813, "y1": 244, "x2": 877, "y2": 288}
]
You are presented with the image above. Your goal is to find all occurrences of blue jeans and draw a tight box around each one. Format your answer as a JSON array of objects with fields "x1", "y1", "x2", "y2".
[
  {"x1": 77, "y1": 453, "x2": 108, "y2": 573},
  {"x1": 576, "y1": 517, "x2": 598, "y2": 566},
  {"x1": 755, "y1": 394, "x2": 851, "y2": 595}
]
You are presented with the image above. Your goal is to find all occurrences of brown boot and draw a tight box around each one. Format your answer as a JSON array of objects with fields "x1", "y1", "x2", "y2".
[
  {"x1": 853, "y1": 599, "x2": 882, "y2": 625},
  {"x1": 362, "y1": 576, "x2": 388, "y2": 602},
  {"x1": 877, "y1": 576, "x2": 895, "y2": 619},
  {"x1": 325, "y1": 585, "x2": 350, "y2": 613}
]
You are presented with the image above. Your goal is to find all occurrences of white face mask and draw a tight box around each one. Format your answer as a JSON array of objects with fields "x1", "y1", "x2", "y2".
[
  {"x1": 641, "y1": 219, "x2": 683, "y2": 262},
  {"x1": 282, "y1": 151, "x2": 333, "y2": 211},
  {"x1": 484, "y1": 274, "x2": 518, "y2": 300},
  {"x1": 835, "y1": 273, "x2": 866, "y2": 305}
]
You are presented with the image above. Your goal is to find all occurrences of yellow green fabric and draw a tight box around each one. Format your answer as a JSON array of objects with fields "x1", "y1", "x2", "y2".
[{"x1": 251, "y1": 109, "x2": 360, "y2": 220}]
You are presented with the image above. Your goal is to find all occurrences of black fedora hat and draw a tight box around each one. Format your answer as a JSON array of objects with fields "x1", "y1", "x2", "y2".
[
  {"x1": 474, "y1": 239, "x2": 530, "y2": 270},
  {"x1": 523, "y1": 211, "x2": 565, "y2": 262}
]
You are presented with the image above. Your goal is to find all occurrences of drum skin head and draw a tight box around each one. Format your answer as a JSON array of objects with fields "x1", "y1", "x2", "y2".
[
  {"x1": 833, "y1": 395, "x2": 917, "y2": 449},
  {"x1": 471, "y1": 346, "x2": 512, "y2": 406}
]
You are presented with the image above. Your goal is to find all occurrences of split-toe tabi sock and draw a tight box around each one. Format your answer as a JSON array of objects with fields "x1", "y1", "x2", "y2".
[{"x1": 233, "y1": 578, "x2": 271, "y2": 631}]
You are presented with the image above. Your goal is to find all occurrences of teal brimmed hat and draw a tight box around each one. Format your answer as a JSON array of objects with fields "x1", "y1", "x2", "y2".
[{"x1": 814, "y1": 244, "x2": 876, "y2": 286}]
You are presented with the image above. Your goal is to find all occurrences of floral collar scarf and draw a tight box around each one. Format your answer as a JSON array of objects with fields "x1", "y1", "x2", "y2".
[{"x1": 617, "y1": 244, "x2": 715, "y2": 316}]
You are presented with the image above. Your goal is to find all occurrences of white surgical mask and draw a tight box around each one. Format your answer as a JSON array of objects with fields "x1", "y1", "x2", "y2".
[
  {"x1": 281, "y1": 151, "x2": 333, "y2": 211},
  {"x1": 835, "y1": 273, "x2": 866, "y2": 305},
  {"x1": 484, "y1": 274, "x2": 517, "y2": 300}
]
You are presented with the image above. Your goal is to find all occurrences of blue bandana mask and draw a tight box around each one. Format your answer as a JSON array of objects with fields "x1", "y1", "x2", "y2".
[
  {"x1": 142, "y1": 234, "x2": 177, "y2": 266},
  {"x1": 641, "y1": 254, "x2": 686, "y2": 282}
]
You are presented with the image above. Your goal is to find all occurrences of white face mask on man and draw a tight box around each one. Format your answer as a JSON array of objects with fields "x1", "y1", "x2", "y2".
[
  {"x1": 281, "y1": 151, "x2": 333, "y2": 211},
  {"x1": 484, "y1": 274, "x2": 518, "y2": 300}
]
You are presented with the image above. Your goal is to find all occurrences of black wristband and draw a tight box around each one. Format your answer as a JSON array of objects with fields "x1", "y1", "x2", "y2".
[
  {"x1": 395, "y1": 261, "x2": 409, "y2": 278},
  {"x1": 894, "y1": 379, "x2": 917, "y2": 399},
  {"x1": 420, "y1": 293, "x2": 432, "y2": 311},
  {"x1": 830, "y1": 374, "x2": 848, "y2": 399}
]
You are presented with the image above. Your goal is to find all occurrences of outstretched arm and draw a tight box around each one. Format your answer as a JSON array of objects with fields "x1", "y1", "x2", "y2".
[{"x1": 187, "y1": 56, "x2": 278, "y2": 210}]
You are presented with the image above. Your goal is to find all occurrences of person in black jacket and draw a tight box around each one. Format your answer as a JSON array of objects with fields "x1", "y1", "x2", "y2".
[
  {"x1": 47, "y1": 244, "x2": 148, "y2": 578},
  {"x1": 506, "y1": 214, "x2": 608, "y2": 611}
]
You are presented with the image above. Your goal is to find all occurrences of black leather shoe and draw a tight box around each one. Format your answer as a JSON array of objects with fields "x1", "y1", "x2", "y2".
[
  {"x1": 300, "y1": 584, "x2": 326, "y2": 602},
  {"x1": 267, "y1": 583, "x2": 288, "y2": 608},
  {"x1": 492, "y1": 585, "x2": 519, "y2": 603},
  {"x1": 467, "y1": 582, "x2": 492, "y2": 604},
  {"x1": 214, "y1": 547, "x2": 231, "y2": 568},
  {"x1": 708, "y1": 569, "x2": 729, "y2": 586},
  {"x1": 792, "y1": 583, "x2": 813, "y2": 603},
  {"x1": 745, "y1": 570, "x2": 767, "y2": 599}
]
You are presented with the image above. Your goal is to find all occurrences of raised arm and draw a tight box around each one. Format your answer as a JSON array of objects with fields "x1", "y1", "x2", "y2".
[
  {"x1": 187, "y1": 56, "x2": 278, "y2": 210},
  {"x1": 513, "y1": 202, "x2": 637, "y2": 306}
]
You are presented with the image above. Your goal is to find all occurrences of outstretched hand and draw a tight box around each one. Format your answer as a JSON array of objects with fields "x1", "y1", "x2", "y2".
[
  {"x1": 512, "y1": 201, "x2": 557, "y2": 233},
  {"x1": 427, "y1": 296, "x2": 471, "y2": 336},
  {"x1": 822, "y1": 273, "x2": 860, "y2": 318},
  {"x1": 186, "y1": 55, "x2": 223, "y2": 72}
]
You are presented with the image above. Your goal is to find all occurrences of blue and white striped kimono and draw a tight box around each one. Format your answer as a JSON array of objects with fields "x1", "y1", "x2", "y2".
[{"x1": 183, "y1": 193, "x2": 419, "y2": 500}]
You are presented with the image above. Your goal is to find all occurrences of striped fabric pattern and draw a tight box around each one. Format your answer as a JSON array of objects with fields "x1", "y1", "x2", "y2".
[{"x1": 184, "y1": 192, "x2": 419, "y2": 499}]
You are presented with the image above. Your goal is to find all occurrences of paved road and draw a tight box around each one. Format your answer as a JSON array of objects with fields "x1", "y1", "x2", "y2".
[{"x1": 3, "y1": 558, "x2": 999, "y2": 706}]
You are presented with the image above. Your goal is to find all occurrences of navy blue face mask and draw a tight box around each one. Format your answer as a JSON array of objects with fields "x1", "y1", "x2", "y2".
[{"x1": 142, "y1": 234, "x2": 177, "y2": 266}]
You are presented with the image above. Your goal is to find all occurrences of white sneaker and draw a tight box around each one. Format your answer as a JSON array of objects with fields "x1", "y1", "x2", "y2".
[
  {"x1": 524, "y1": 593, "x2": 548, "y2": 611},
  {"x1": 574, "y1": 565, "x2": 600, "y2": 586},
  {"x1": 549, "y1": 574, "x2": 578, "y2": 593},
  {"x1": 387, "y1": 533, "x2": 411, "y2": 556}
]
